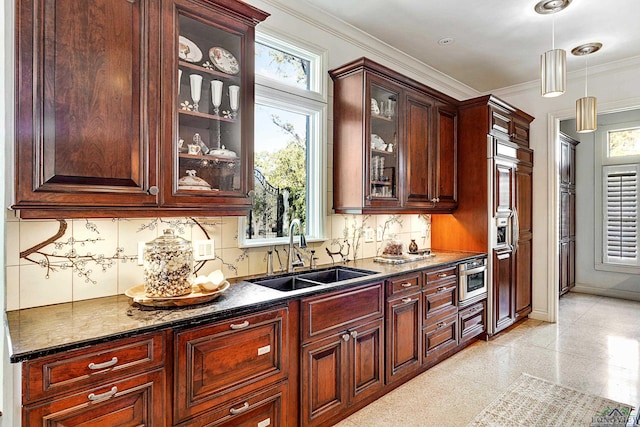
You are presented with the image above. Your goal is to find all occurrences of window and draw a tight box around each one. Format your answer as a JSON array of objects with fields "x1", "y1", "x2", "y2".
[
  {"x1": 238, "y1": 30, "x2": 327, "y2": 247},
  {"x1": 603, "y1": 164, "x2": 639, "y2": 266},
  {"x1": 596, "y1": 122, "x2": 640, "y2": 272}
]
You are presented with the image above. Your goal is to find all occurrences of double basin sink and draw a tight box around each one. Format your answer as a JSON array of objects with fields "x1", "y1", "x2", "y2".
[{"x1": 248, "y1": 266, "x2": 377, "y2": 292}]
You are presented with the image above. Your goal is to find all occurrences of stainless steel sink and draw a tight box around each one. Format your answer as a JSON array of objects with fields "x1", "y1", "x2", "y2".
[{"x1": 248, "y1": 267, "x2": 376, "y2": 292}]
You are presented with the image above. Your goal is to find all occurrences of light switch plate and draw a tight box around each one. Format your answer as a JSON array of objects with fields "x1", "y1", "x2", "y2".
[{"x1": 193, "y1": 239, "x2": 215, "y2": 261}]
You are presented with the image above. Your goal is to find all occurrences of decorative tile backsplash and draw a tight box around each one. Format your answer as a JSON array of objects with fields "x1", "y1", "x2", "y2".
[{"x1": 6, "y1": 213, "x2": 431, "y2": 310}]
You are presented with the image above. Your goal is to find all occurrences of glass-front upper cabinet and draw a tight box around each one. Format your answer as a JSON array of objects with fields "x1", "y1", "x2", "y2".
[
  {"x1": 162, "y1": 0, "x2": 268, "y2": 212},
  {"x1": 368, "y1": 79, "x2": 400, "y2": 205}
]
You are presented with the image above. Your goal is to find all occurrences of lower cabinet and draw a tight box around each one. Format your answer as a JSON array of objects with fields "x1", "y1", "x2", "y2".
[
  {"x1": 385, "y1": 273, "x2": 422, "y2": 384},
  {"x1": 459, "y1": 300, "x2": 486, "y2": 344},
  {"x1": 423, "y1": 313, "x2": 458, "y2": 362},
  {"x1": 173, "y1": 307, "x2": 288, "y2": 425},
  {"x1": 24, "y1": 370, "x2": 166, "y2": 426},
  {"x1": 22, "y1": 331, "x2": 167, "y2": 426},
  {"x1": 176, "y1": 382, "x2": 288, "y2": 427},
  {"x1": 300, "y1": 282, "x2": 384, "y2": 426}
]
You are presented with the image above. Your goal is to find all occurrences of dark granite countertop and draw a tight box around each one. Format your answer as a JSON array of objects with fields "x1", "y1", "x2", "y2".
[{"x1": 5, "y1": 250, "x2": 484, "y2": 363}]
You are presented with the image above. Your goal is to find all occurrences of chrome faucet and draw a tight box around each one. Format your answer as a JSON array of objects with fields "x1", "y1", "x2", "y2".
[{"x1": 287, "y1": 219, "x2": 307, "y2": 272}]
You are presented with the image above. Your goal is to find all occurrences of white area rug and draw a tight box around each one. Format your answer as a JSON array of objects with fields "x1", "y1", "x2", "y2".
[{"x1": 467, "y1": 373, "x2": 635, "y2": 427}]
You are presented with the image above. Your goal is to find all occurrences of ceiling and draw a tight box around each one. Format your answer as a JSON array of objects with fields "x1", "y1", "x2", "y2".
[{"x1": 303, "y1": 0, "x2": 640, "y2": 93}]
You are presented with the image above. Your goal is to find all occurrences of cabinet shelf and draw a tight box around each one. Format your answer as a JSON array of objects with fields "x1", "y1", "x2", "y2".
[
  {"x1": 179, "y1": 109, "x2": 236, "y2": 124},
  {"x1": 371, "y1": 148, "x2": 396, "y2": 156},
  {"x1": 371, "y1": 113, "x2": 394, "y2": 122},
  {"x1": 179, "y1": 153, "x2": 238, "y2": 163},
  {"x1": 179, "y1": 60, "x2": 240, "y2": 83},
  {"x1": 371, "y1": 181, "x2": 392, "y2": 186}
]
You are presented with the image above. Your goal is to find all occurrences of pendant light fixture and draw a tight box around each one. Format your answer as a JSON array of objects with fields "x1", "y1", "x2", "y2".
[
  {"x1": 535, "y1": 0, "x2": 572, "y2": 97},
  {"x1": 572, "y1": 42, "x2": 602, "y2": 133}
]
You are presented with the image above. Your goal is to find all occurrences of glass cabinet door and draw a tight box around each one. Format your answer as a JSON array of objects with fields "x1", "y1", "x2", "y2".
[
  {"x1": 176, "y1": 13, "x2": 242, "y2": 194},
  {"x1": 369, "y1": 82, "x2": 400, "y2": 203}
]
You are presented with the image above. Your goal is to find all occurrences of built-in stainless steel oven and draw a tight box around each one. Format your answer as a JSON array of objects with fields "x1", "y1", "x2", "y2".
[{"x1": 458, "y1": 257, "x2": 487, "y2": 302}]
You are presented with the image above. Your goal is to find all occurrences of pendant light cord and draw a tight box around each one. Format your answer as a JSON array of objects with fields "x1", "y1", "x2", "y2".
[
  {"x1": 584, "y1": 56, "x2": 588, "y2": 97},
  {"x1": 552, "y1": 15, "x2": 555, "y2": 50}
]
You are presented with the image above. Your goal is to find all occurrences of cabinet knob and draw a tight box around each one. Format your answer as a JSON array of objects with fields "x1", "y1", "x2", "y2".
[
  {"x1": 350, "y1": 330, "x2": 358, "y2": 339},
  {"x1": 88, "y1": 386, "x2": 118, "y2": 401},
  {"x1": 230, "y1": 320, "x2": 250, "y2": 330},
  {"x1": 88, "y1": 356, "x2": 118, "y2": 370},
  {"x1": 148, "y1": 186, "x2": 159, "y2": 196},
  {"x1": 342, "y1": 333, "x2": 350, "y2": 342},
  {"x1": 229, "y1": 402, "x2": 250, "y2": 415}
]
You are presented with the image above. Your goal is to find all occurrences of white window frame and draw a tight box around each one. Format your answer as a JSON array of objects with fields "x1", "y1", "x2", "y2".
[
  {"x1": 238, "y1": 29, "x2": 327, "y2": 248},
  {"x1": 595, "y1": 121, "x2": 640, "y2": 273}
]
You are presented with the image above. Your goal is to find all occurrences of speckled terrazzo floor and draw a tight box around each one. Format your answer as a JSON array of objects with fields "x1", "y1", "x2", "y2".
[{"x1": 334, "y1": 292, "x2": 640, "y2": 427}]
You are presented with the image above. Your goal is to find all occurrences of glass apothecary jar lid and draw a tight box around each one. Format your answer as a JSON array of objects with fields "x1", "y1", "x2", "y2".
[{"x1": 143, "y1": 229, "x2": 194, "y2": 297}]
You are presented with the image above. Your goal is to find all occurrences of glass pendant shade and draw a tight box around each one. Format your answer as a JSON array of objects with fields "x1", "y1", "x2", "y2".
[
  {"x1": 540, "y1": 48, "x2": 566, "y2": 97},
  {"x1": 576, "y1": 96, "x2": 597, "y2": 133}
]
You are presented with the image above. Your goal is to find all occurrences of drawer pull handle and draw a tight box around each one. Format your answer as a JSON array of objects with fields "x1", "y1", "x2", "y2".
[
  {"x1": 401, "y1": 297, "x2": 414, "y2": 304},
  {"x1": 88, "y1": 386, "x2": 117, "y2": 401},
  {"x1": 401, "y1": 282, "x2": 413, "y2": 288},
  {"x1": 437, "y1": 273, "x2": 448, "y2": 278},
  {"x1": 436, "y1": 321, "x2": 447, "y2": 330},
  {"x1": 350, "y1": 330, "x2": 358, "y2": 339},
  {"x1": 88, "y1": 357, "x2": 118, "y2": 370},
  {"x1": 342, "y1": 333, "x2": 350, "y2": 342},
  {"x1": 230, "y1": 320, "x2": 250, "y2": 330},
  {"x1": 437, "y1": 286, "x2": 454, "y2": 293},
  {"x1": 230, "y1": 402, "x2": 250, "y2": 415}
]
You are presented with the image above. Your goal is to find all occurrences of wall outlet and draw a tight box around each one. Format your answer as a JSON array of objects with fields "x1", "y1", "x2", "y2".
[
  {"x1": 193, "y1": 239, "x2": 216, "y2": 261},
  {"x1": 364, "y1": 227, "x2": 375, "y2": 243},
  {"x1": 376, "y1": 227, "x2": 383, "y2": 242}
]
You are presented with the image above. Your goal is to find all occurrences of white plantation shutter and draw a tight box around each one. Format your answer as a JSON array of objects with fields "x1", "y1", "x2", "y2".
[{"x1": 603, "y1": 164, "x2": 639, "y2": 265}]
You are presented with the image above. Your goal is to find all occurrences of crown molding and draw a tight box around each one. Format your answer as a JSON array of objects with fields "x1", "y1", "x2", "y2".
[{"x1": 252, "y1": 0, "x2": 480, "y2": 100}]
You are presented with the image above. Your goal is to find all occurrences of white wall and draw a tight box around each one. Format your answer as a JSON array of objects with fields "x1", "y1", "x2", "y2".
[
  {"x1": 493, "y1": 58, "x2": 640, "y2": 320},
  {"x1": 561, "y1": 111, "x2": 640, "y2": 300}
]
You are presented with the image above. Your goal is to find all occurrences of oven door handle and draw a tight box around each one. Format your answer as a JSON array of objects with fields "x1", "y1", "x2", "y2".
[{"x1": 463, "y1": 265, "x2": 487, "y2": 276}]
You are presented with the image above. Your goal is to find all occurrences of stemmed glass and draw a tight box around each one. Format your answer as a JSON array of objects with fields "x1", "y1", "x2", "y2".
[
  {"x1": 211, "y1": 80, "x2": 223, "y2": 116},
  {"x1": 229, "y1": 85, "x2": 239, "y2": 118},
  {"x1": 189, "y1": 74, "x2": 202, "y2": 112}
]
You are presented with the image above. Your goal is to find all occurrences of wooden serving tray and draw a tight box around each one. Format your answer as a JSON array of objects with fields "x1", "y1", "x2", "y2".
[{"x1": 125, "y1": 281, "x2": 230, "y2": 307}]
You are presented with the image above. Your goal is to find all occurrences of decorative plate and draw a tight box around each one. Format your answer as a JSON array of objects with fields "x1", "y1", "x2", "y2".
[
  {"x1": 125, "y1": 281, "x2": 230, "y2": 308},
  {"x1": 208, "y1": 47, "x2": 239, "y2": 75},
  {"x1": 381, "y1": 253, "x2": 405, "y2": 260},
  {"x1": 178, "y1": 36, "x2": 203, "y2": 63}
]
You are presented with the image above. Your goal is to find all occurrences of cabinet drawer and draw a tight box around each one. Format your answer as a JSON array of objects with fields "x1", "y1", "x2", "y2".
[
  {"x1": 459, "y1": 300, "x2": 486, "y2": 343},
  {"x1": 424, "y1": 266, "x2": 457, "y2": 287},
  {"x1": 387, "y1": 272, "x2": 421, "y2": 296},
  {"x1": 177, "y1": 382, "x2": 288, "y2": 427},
  {"x1": 423, "y1": 281, "x2": 457, "y2": 323},
  {"x1": 24, "y1": 369, "x2": 166, "y2": 426},
  {"x1": 301, "y1": 282, "x2": 384, "y2": 343},
  {"x1": 23, "y1": 331, "x2": 165, "y2": 404},
  {"x1": 423, "y1": 313, "x2": 458, "y2": 361},
  {"x1": 174, "y1": 307, "x2": 288, "y2": 423}
]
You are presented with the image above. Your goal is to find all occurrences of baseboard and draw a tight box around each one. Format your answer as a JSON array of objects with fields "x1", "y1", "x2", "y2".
[
  {"x1": 528, "y1": 309, "x2": 551, "y2": 322},
  {"x1": 572, "y1": 284, "x2": 640, "y2": 302}
]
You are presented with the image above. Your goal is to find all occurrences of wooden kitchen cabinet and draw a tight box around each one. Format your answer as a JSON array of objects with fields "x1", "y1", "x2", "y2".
[
  {"x1": 14, "y1": 0, "x2": 268, "y2": 218},
  {"x1": 385, "y1": 273, "x2": 422, "y2": 384},
  {"x1": 423, "y1": 265, "x2": 458, "y2": 364},
  {"x1": 459, "y1": 300, "x2": 486, "y2": 344},
  {"x1": 22, "y1": 331, "x2": 167, "y2": 426},
  {"x1": 173, "y1": 306, "x2": 288, "y2": 424},
  {"x1": 329, "y1": 57, "x2": 458, "y2": 214},
  {"x1": 300, "y1": 282, "x2": 384, "y2": 426},
  {"x1": 559, "y1": 132, "x2": 579, "y2": 296},
  {"x1": 431, "y1": 95, "x2": 534, "y2": 336}
]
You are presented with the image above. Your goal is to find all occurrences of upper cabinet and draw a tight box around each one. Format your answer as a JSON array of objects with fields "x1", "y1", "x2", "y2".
[
  {"x1": 329, "y1": 58, "x2": 458, "y2": 214},
  {"x1": 14, "y1": 0, "x2": 268, "y2": 219}
]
